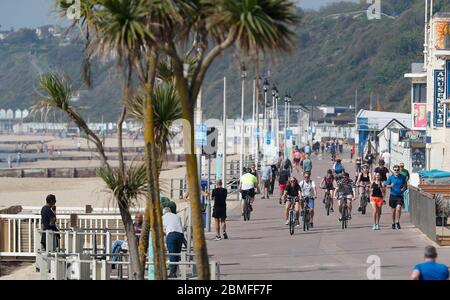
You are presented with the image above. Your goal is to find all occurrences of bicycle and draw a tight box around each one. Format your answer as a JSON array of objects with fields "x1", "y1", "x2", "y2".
[
  {"x1": 338, "y1": 194, "x2": 352, "y2": 229},
  {"x1": 286, "y1": 196, "x2": 298, "y2": 235},
  {"x1": 301, "y1": 197, "x2": 311, "y2": 231},
  {"x1": 358, "y1": 184, "x2": 369, "y2": 215},
  {"x1": 243, "y1": 194, "x2": 252, "y2": 221},
  {"x1": 323, "y1": 189, "x2": 333, "y2": 216}
]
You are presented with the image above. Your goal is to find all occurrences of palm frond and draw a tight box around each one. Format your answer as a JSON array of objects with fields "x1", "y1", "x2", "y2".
[
  {"x1": 32, "y1": 73, "x2": 73, "y2": 115},
  {"x1": 97, "y1": 162, "x2": 147, "y2": 207}
]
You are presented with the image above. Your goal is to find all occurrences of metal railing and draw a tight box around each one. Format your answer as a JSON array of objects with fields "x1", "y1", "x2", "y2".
[
  {"x1": 0, "y1": 207, "x2": 191, "y2": 258},
  {"x1": 409, "y1": 186, "x2": 450, "y2": 244},
  {"x1": 35, "y1": 229, "x2": 220, "y2": 280}
]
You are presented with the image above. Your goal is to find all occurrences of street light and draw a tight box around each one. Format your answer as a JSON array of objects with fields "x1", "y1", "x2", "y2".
[
  {"x1": 240, "y1": 64, "x2": 247, "y2": 179},
  {"x1": 284, "y1": 93, "x2": 292, "y2": 157},
  {"x1": 262, "y1": 78, "x2": 269, "y2": 155}
]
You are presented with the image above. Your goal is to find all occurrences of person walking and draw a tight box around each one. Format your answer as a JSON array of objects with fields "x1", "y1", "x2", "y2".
[
  {"x1": 399, "y1": 162, "x2": 410, "y2": 182},
  {"x1": 365, "y1": 152, "x2": 374, "y2": 172},
  {"x1": 269, "y1": 163, "x2": 278, "y2": 195},
  {"x1": 211, "y1": 180, "x2": 228, "y2": 241},
  {"x1": 411, "y1": 246, "x2": 449, "y2": 280},
  {"x1": 7, "y1": 155, "x2": 12, "y2": 169},
  {"x1": 302, "y1": 153, "x2": 313, "y2": 174},
  {"x1": 374, "y1": 160, "x2": 389, "y2": 183},
  {"x1": 16, "y1": 152, "x2": 21, "y2": 167},
  {"x1": 385, "y1": 165, "x2": 408, "y2": 230},
  {"x1": 370, "y1": 172, "x2": 385, "y2": 230},
  {"x1": 261, "y1": 162, "x2": 272, "y2": 199},
  {"x1": 381, "y1": 150, "x2": 391, "y2": 170},
  {"x1": 162, "y1": 207, "x2": 184, "y2": 278}
]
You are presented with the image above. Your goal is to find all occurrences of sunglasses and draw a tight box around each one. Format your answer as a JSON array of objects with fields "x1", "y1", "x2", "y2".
[{"x1": 394, "y1": 169, "x2": 400, "y2": 172}]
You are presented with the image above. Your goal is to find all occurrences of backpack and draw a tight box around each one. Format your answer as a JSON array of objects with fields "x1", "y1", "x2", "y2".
[{"x1": 334, "y1": 163, "x2": 343, "y2": 174}]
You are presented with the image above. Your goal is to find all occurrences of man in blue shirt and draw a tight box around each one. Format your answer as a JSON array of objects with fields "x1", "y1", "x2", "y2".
[
  {"x1": 385, "y1": 165, "x2": 407, "y2": 230},
  {"x1": 411, "y1": 246, "x2": 449, "y2": 280}
]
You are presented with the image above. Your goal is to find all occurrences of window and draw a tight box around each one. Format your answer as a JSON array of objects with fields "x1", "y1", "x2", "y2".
[{"x1": 413, "y1": 83, "x2": 426, "y2": 103}]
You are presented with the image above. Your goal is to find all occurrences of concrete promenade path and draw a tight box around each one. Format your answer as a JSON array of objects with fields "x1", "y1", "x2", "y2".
[{"x1": 206, "y1": 150, "x2": 450, "y2": 280}]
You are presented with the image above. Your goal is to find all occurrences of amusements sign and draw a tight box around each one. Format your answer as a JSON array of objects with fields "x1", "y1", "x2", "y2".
[
  {"x1": 447, "y1": 61, "x2": 450, "y2": 127},
  {"x1": 435, "y1": 20, "x2": 450, "y2": 50},
  {"x1": 413, "y1": 103, "x2": 427, "y2": 128},
  {"x1": 434, "y1": 70, "x2": 445, "y2": 127}
]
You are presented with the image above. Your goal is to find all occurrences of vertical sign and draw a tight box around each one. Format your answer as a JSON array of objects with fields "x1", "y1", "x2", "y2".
[
  {"x1": 447, "y1": 61, "x2": 450, "y2": 127},
  {"x1": 413, "y1": 103, "x2": 427, "y2": 128},
  {"x1": 434, "y1": 70, "x2": 445, "y2": 127}
]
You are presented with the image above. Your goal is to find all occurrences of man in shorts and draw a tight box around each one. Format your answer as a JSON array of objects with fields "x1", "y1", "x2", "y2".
[
  {"x1": 260, "y1": 162, "x2": 272, "y2": 199},
  {"x1": 385, "y1": 165, "x2": 407, "y2": 230}
]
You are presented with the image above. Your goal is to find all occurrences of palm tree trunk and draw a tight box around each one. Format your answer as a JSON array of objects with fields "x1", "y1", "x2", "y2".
[
  {"x1": 178, "y1": 95, "x2": 210, "y2": 280},
  {"x1": 139, "y1": 49, "x2": 167, "y2": 280},
  {"x1": 117, "y1": 197, "x2": 142, "y2": 280}
]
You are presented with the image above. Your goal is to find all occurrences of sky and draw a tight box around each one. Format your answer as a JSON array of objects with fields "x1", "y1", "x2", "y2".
[{"x1": 0, "y1": 0, "x2": 358, "y2": 30}]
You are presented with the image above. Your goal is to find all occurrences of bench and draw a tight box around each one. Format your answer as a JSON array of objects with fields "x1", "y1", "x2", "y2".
[{"x1": 418, "y1": 184, "x2": 450, "y2": 199}]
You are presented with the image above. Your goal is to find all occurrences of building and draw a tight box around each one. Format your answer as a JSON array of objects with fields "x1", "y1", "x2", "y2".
[
  {"x1": 356, "y1": 109, "x2": 411, "y2": 156},
  {"x1": 405, "y1": 10, "x2": 450, "y2": 171}
]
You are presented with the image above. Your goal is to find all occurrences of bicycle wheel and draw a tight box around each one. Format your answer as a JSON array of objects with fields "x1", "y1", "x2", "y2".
[
  {"x1": 289, "y1": 210, "x2": 295, "y2": 235},
  {"x1": 303, "y1": 210, "x2": 309, "y2": 231},
  {"x1": 341, "y1": 206, "x2": 347, "y2": 229},
  {"x1": 344, "y1": 206, "x2": 348, "y2": 229},
  {"x1": 361, "y1": 195, "x2": 368, "y2": 215},
  {"x1": 243, "y1": 197, "x2": 249, "y2": 221},
  {"x1": 325, "y1": 195, "x2": 330, "y2": 216}
]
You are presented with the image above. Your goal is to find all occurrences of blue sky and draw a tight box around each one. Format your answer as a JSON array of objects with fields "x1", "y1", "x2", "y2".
[{"x1": 0, "y1": 0, "x2": 358, "y2": 30}]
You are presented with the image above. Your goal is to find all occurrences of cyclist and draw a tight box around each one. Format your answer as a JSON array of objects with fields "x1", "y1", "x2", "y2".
[
  {"x1": 356, "y1": 164, "x2": 372, "y2": 212},
  {"x1": 282, "y1": 177, "x2": 302, "y2": 226},
  {"x1": 334, "y1": 172, "x2": 356, "y2": 222},
  {"x1": 320, "y1": 169, "x2": 335, "y2": 212},
  {"x1": 299, "y1": 171, "x2": 318, "y2": 228},
  {"x1": 330, "y1": 142, "x2": 337, "y2": 161},
  {"x1": 332, "y1": 158, "x2": 345, "y2": 179},
  {"x1": 239, "y1": 167, "x2": 258, "y2": 215},
  {"x1": 278, "y1": 164, "x2": 291, "y2": 204}
]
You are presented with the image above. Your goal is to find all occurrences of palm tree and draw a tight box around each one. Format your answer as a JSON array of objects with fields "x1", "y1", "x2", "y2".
[
  {"x1": 54, "y1": 0, "x2": 168, "y2": 279},
  {"x1": 126, "y1": 82, "x2": 182, "y2": 268},
  {"x1": 143, "y1": 0, "x2": 300, "y2": 279},
  {"x1": 33, "y1": 73, "x2": 144, "y2": 279}
]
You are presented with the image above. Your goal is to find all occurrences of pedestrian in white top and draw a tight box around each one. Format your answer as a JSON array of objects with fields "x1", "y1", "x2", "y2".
[
  {"x1": 299, "y1": 171, "x2": 318, "y2": 228},
  {"x1": 381, "y1": 150, "x2": 391, "y2": 170},
  {"x1": 261, "y1": 163, "x2": 272, "y2": 199},
  {"x1": 162, "y1": 207, "x2": 184, "y2": 278}
]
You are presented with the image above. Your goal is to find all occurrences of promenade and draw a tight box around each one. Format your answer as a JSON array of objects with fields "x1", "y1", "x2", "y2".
[{"x1": 206, "y1": 151, "x2": 450, "y2": 279}]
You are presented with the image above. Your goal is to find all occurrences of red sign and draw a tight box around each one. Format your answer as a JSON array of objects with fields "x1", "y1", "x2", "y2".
[{"x1": 413, "y1": 103, "x2": 427, "y2": 128}]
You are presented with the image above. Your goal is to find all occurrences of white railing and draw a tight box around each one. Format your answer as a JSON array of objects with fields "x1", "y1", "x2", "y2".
[{"x1": 1, "y1": 207, "x2": 191, "y2": 258}]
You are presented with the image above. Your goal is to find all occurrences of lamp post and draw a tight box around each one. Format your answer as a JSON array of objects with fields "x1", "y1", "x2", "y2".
[
  {"x1": 271, "y1": 85, "x2": 278, "y2": 154},
  {"x1": 284, "y1": 94, "x2": 292, "y2": 158},
  {"x1": 275, "y1": 93, "x2": 280, "y2": 152},
  {"x1": 262, "y1": 78, "x2": 269, "y2": 157},
  {"x1": 239, "y1": 64, "x2": 247, "y2": 179}
]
